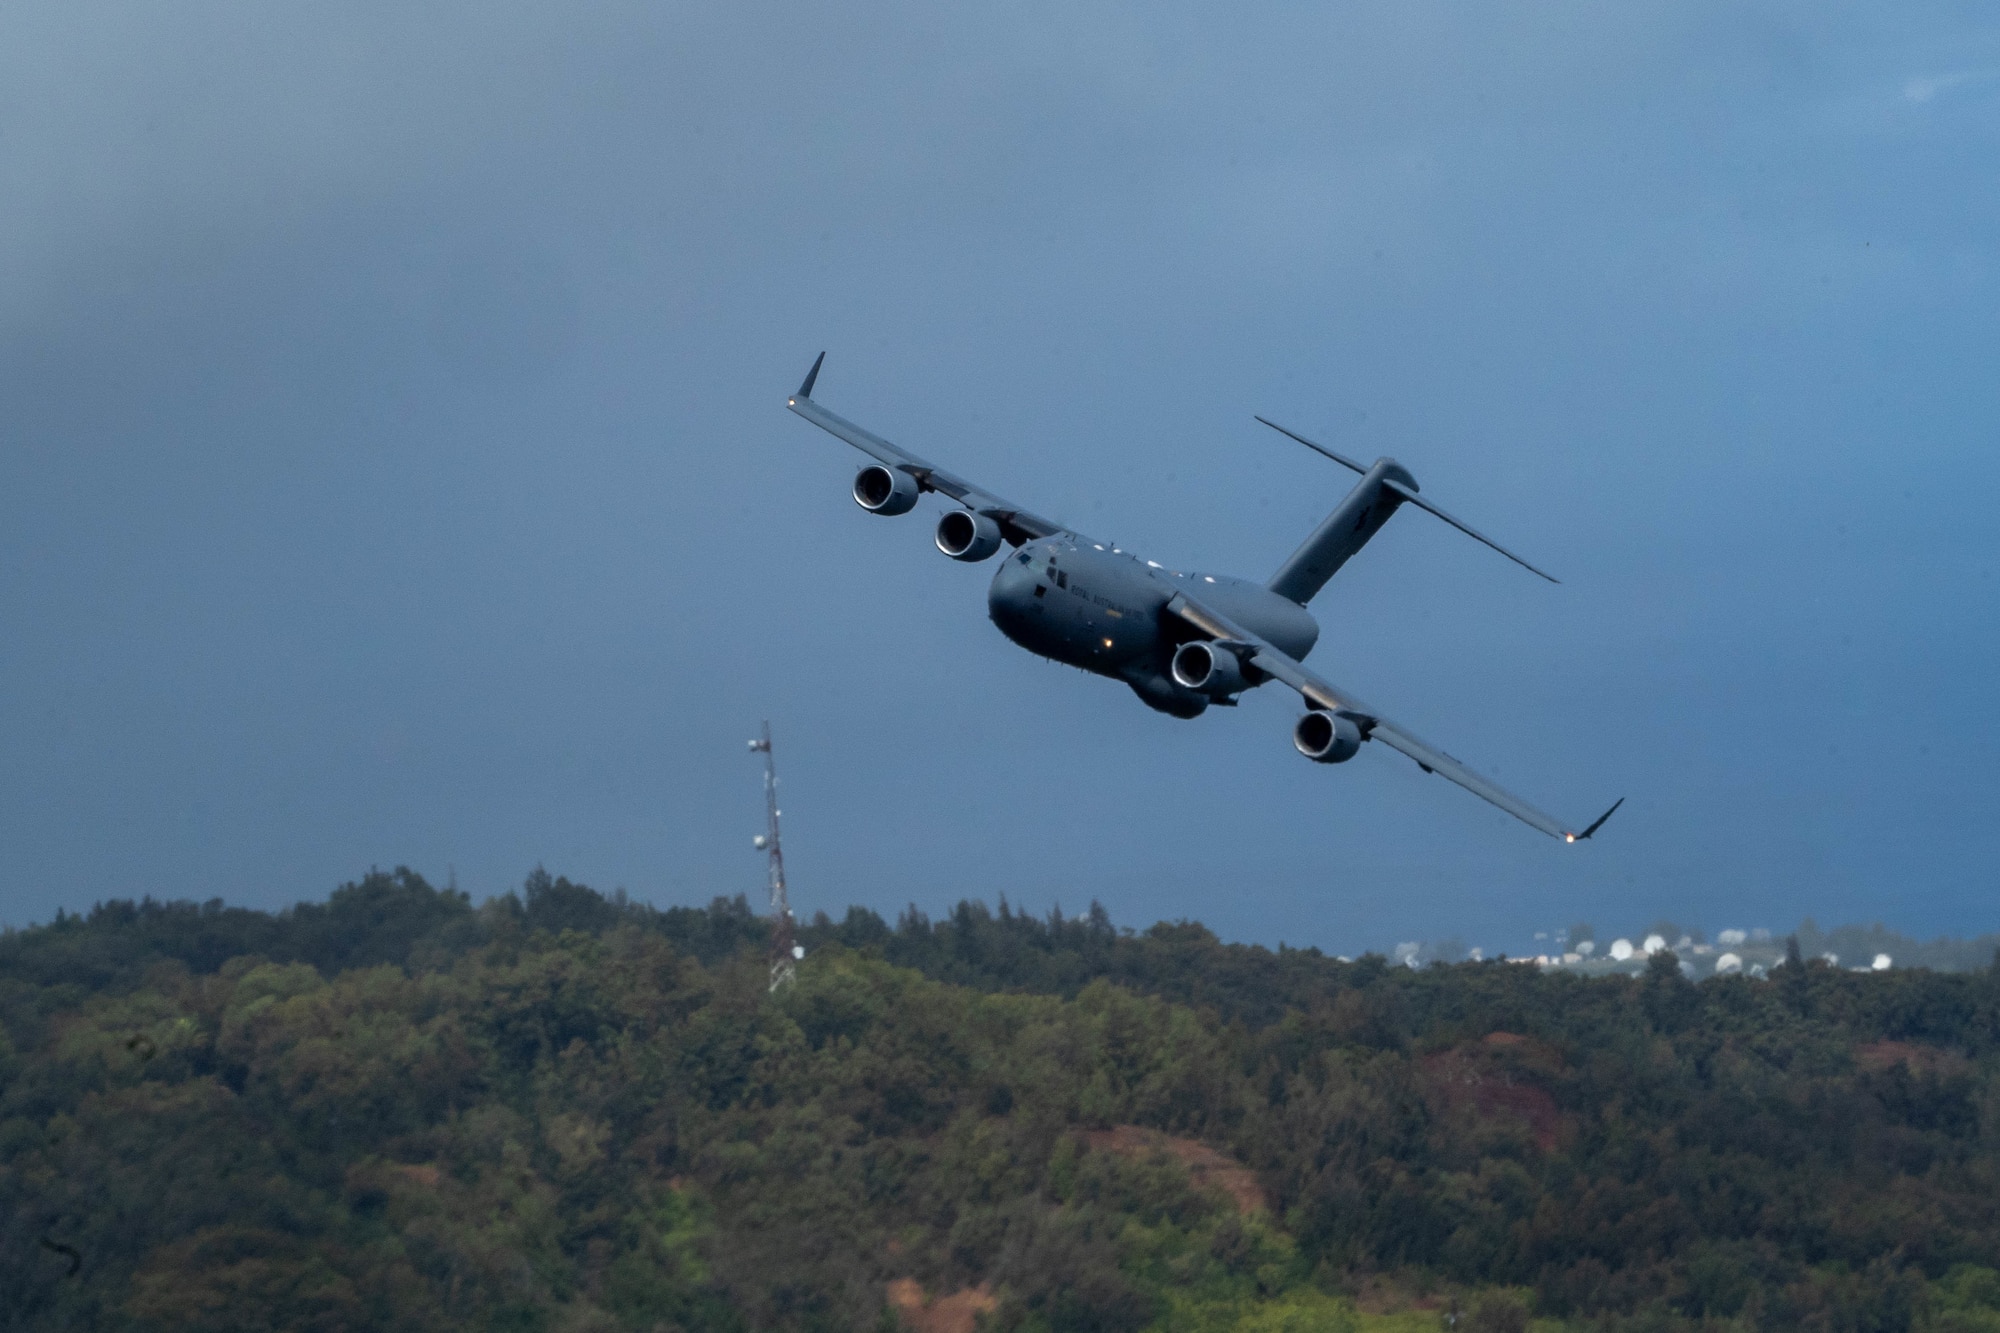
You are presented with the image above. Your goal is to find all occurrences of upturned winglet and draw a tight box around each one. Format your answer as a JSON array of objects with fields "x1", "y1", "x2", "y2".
[
  {"x1": 795, "y1": 351, "x2": 826, "y2": 401},
  {"x1": 1565, "y1": 796, "x2": 1624, "y2": 843}
]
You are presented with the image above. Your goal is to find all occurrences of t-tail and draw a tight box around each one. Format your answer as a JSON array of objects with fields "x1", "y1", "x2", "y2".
[{"x1": 1256, "y1": 416, "x2": 1557, "y2": 604}]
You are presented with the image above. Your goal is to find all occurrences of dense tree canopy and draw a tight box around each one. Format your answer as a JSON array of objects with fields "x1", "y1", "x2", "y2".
[{"x1": 4, "y1": 870, "x2": 2000, "y2": 1331}]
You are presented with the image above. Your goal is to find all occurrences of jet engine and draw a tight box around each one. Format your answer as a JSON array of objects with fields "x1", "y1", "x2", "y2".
[
  {"x1": 1294, "y1": 710, "x2": 1363, "y2": 764},
  {"x1": 1126, "y1": 672, "x2": 1208, "y2": 718},
  {"x1": 1169, "y1": 640, "x2": 1248, "y2": 698},
  {"x1": 853, "y1": 464, "x2": 920, "y2": 515},
  {"x1": 935, "y1": 509, "x2": 1003, "y2": 561}
]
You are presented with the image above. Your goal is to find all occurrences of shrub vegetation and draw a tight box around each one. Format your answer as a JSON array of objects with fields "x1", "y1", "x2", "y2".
[{"x1": 4, "y1": 869, "x2": 2000, "y2": 1331}]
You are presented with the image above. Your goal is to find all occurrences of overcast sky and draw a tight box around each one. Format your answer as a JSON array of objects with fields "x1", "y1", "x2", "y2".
[{"x1": 2, "y1": 1, "x2": 1996, "y2": 954}]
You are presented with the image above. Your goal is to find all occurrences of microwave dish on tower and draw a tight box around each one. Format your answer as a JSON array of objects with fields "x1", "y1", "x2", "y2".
[{"x1": 749, "y1": 722, "x2": 800, "y2": 991}]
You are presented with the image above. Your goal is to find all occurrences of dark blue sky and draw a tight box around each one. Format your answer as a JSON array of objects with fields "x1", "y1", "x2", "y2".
[{"x1": 2, "y1": 2, "x2": 1995, "y2": 955}]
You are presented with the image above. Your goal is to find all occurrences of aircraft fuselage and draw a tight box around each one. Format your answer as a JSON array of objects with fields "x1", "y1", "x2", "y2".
[{"x1": 987, "y1": 536, "x2": 1319, "y2": 716}]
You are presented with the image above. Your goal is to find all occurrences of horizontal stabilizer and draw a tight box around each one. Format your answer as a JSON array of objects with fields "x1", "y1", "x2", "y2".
[
  {"x1": 1257, "y1": 414, "x2": 1558, "y2": 586},
  {"x1": 1254, "y1": 416, "x2": 1367, "y2": 475},
  {"x1": 1380, "y1": 478, "x2": 1558, "y2": 583}
]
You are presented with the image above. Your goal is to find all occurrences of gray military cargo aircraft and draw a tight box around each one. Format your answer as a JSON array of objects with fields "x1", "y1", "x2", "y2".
[{"x1": 787, "y1": 353, "x2": 1620, "y2": 841}]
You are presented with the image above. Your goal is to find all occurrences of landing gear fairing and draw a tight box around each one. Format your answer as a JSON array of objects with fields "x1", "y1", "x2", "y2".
[{"x1": 785, "y1": 353, "x2": 1620, "y2": 842}]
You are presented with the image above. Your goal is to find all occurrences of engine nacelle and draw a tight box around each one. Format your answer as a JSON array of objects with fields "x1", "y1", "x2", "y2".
[
  {"x1": 853, "y1": 464, "x2": 920, "y2": 516},
  {"x1": 1294, "y1": 710, "x2": 1363, "y2": 764},
  {"x1": 935, "y1": 509, "x2": 1004, "y2": 561},
  {"x1": 1126, "y1": 672, "x2": 1208, "y2": 718},
  {"x1": 1170, "y1": 641, "x2": 1248, "y2": 697}
]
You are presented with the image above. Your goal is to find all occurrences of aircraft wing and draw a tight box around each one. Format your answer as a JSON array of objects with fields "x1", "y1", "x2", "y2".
[
  {"x1": 787, "y1": 353, "x2": 1071, "y2": 546},
  {"x1": 1165, "y1": 593, "x2": 1620, "y2": 842}
]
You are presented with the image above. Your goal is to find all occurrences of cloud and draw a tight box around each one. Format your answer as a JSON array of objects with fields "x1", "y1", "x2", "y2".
[
  {"x1": 4, "y1": 0, "x2": 2000, "y2": 947},
  {"x1": 1904, "y1": 68, "x2": 2000, "y2": 102}
]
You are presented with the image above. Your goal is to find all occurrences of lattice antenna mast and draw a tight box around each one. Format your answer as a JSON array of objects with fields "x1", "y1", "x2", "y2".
[{"x1": 748, "y1": 722, "x2": 798, "y2": 991}]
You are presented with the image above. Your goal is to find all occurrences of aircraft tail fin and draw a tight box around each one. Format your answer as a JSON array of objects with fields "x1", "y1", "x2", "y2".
[{"x1": 1257, "y1": 416, "x2": 1556, "y2": 603}]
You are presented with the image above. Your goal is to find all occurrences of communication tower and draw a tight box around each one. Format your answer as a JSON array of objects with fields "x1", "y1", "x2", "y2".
[{"x1": 748, "y1": 722, "x2": 800, "y2": 991}]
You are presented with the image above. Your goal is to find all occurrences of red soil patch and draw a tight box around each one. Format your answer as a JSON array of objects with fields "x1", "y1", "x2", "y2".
[
  {"x1": 1081, "y1": 1125, "x2": 1269, "y2": 1215},
  {"x1": 393, "y1": 1163, "x2": 441, "y2": 1188},
  {"x1": 1423, "y1": 1041, "x2": 1566, "y2": 1152},
  {"x1": 886, "y1": 1278, "x2": 998, "y2": 1333},
  {"x1": 1856, "y1": 1040, "x2": 1968, "y2": 1076}
]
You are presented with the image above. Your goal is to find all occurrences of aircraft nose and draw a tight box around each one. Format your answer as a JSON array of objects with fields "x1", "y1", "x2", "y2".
[
  {"x1": 988, "y1": 552, "x2": 1024, "y2": 602},
  {"x1": 987, "y1": 552, "x2": 1037, "y2": 635}
]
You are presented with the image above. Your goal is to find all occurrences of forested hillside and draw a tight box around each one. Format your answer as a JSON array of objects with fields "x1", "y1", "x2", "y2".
[{"x1": 5, "y1": 870, "x2": 2000, "y2": 1331}]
